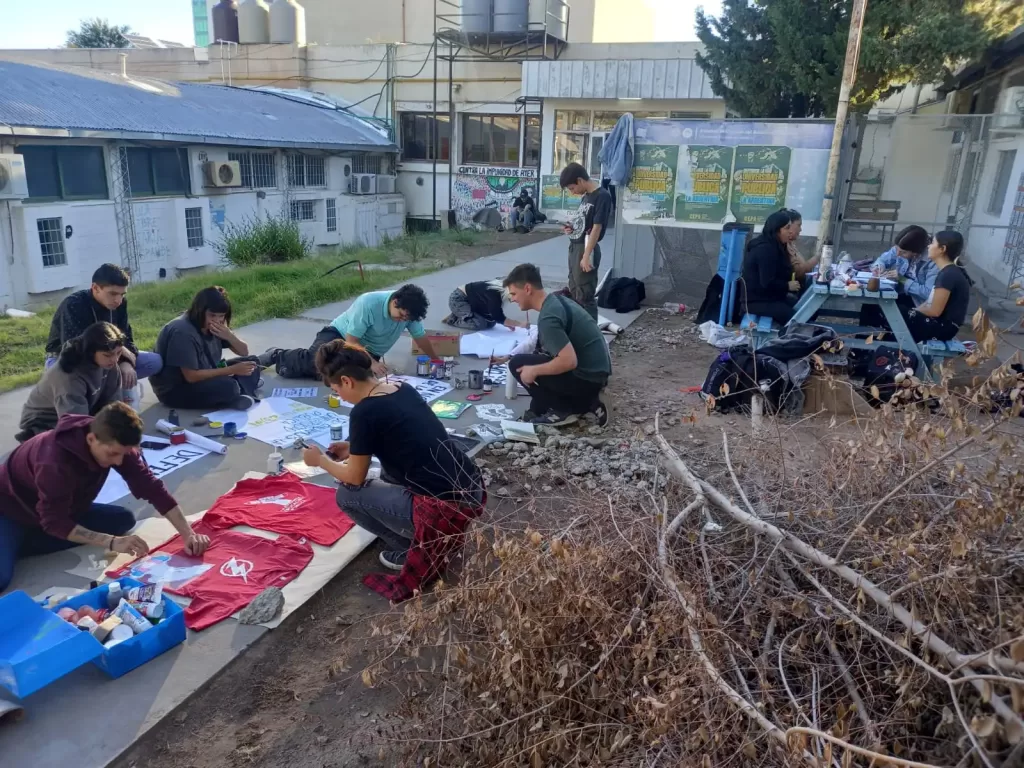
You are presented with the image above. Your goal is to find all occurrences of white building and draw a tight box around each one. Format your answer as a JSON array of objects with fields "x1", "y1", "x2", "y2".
[{"x1": 0, "y1": 60, "x2": 404, "y2": 310}]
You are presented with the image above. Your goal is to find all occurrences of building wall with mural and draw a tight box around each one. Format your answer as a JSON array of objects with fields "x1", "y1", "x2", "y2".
[{"x1": 453, "y1": 166, "x2": 540, "y2": 228}]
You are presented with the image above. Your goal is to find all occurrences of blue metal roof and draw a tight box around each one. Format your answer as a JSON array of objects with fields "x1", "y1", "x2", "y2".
[{"x1": 0, "y1": 60, "x2": 396, "y2": 152}]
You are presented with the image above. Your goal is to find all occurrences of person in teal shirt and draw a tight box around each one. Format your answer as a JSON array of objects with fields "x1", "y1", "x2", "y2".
[{"x1": 261, "y1": 285, "x2": 438, "y2": 379}]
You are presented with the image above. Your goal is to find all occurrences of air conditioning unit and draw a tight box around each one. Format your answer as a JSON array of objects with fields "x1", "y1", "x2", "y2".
[
  {"x1": 0, "y1": 155, "x2": 28, "y2": 199},
  {"x1": 376, "y1": 175, "x2": 397, "y2": 194},
  {"x1": 202, "y1": 160, "x2": 242, "y2": 188},
  {"x1": 993, "y1": 86, "x2": 1024, "y2": 130},
  {"x1": 350, "y1": 173, "x2": 377, "y2": 195},
  {"x1": 339, "y1": 158, "x2": 352, "y2": 180}
]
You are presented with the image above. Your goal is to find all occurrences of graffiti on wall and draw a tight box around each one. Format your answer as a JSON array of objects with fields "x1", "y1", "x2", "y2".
[{"x1": 453, "y1": 168, "x2": 538, "y2": 228}]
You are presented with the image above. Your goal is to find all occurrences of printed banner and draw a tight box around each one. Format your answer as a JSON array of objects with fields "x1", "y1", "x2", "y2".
[
  {"x1": 730, "y1": 145, "x2": 791, "y2": 225},
  {"x1": 97, "y1": 438, "x2": 212, "y2": 504},
  {"x1": 675, "y1": 145, "x2": 733, "y2": 224},
  {"x1": 628, "y1": 144, "x2": 679, "y2": 223},
  {"x1": 541, "y1": 174, "x2": 565, "y2": 210}
]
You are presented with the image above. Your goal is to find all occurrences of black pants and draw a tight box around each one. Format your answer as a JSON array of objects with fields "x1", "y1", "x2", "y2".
[
  {"x1": 568, "y1": 241, "x2": 601, "y2": 321},
  {"x1": 156, "y1": 356, "x2": 261, "y2": 410},
  {"x1": 277, "y1": 326, "x2": 343, "y2": 379},
  {"x1": 859, "y1": 291, "x2": 915, "y2": 329},
  {"x1": 903, "y1": 308, "x2": 959, "y2": 343},
  {"x1": 745, "y1": 295, "x2": 797, "y2": 325},
  {"x1": 510, "y1": 353, "x2": 606, "y2": 416}
]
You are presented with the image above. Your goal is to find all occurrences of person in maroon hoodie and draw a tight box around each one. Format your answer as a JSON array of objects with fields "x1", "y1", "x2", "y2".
[{"x1": 0, "y1": 402, "x2": 210, "y2": 592}]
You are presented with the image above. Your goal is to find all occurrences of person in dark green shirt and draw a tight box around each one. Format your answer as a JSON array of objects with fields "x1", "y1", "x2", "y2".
[{"x1": 501, "y1": 263, "x2": 611, "y2": 427}]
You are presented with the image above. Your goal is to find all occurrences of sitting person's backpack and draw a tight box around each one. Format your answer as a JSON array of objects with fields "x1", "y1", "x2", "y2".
[
  {"x1": 700, "y1": 348, "x2": 789, "y2": 413},
  {"x1": 597, "y1": 277, "x2": 646, "y2": 313},
  {"x1": 848, "y1": 346, "x2": 920, "y2": 406}
]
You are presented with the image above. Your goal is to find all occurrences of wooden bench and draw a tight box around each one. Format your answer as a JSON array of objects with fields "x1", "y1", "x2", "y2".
[
  {"x1": 740, "y1": 313, "x2": 779, "y2": 349},
  {"x1": 842, "y1": 199, "x2": 901, "y2": 243}
]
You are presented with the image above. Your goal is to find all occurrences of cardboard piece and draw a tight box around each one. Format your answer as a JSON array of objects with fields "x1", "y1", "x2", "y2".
[
  {"x1": 804, "y1": 375, "x2": 875, "y2": 419},
  {"x1": 412, "y1": 330, "x2": 460, "y2": 357}
]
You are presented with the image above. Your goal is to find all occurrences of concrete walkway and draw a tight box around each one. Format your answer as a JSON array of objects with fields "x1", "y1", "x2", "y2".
[{"x1": 0, "y1": 234, "x2": 640, "y2": 768}]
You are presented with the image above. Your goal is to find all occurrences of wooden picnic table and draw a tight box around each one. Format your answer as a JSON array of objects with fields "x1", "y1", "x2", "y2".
[{"x1": 788, "y1": 283, "x2": 933, "y2": 381}]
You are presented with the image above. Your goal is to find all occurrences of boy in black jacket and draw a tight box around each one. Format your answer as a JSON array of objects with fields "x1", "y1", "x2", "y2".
[{"x1": 45, "y1": 264, "x2": 163, "y2": 396}]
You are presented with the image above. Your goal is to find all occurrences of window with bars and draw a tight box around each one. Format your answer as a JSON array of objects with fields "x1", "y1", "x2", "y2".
[
  {"x1": 286, "y1": 154, "x2": 326, "y2": 187},
  {"x1": 227, "y1": 151, "x2": 277, "y2": 188},
  {"x1": 37, "y1": 217, "x2": 67, "y2": 267},
  {"x1": 325, "y1": 198, "x2": 337, "y2": 232},
  {"x1": 185, "y1": 207, "x2": 204, "y2": 248},
  {"x1": 289, "y1": 199, "x2": 317, "y2": 222}
]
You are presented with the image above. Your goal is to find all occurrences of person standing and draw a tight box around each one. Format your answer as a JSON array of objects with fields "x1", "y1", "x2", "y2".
[
  {"x1": 261, "y1": 285, "x2": 439, "y2": 379},
  {"x1": 45, "y1": 263, "x2": 163, "y2": 403},
  {"x1": 18, "y1": 322, "x2": 126, "y2": 443},
  {"x1": 503, "y1": 263, "x2": 611, "y2": 427},
  {"x1": 150, "y1": 286, "x2": 261, "y2": 411},
  {"x1": 0, "y1": 404, "x2": 210, "y2": 593},
  {"x1": 559, "y1": 163, "x2": 613, "y2": 320}
]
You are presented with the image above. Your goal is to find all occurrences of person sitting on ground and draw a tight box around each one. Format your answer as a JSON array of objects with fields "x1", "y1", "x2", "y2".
[
  {"x1": 559, "y1": 162, "x2": 613, "y2": 321},
  {"x1": 740, "y1": 209, "x2": 804, "y2": 325},
  {"x1": 301, "y1": 341, "x2": 483, "y2": 572},
  {"x1": 903, "y1": 230, "x2": 971, "y2": 343},
  {"x1": 18, "y1": 322, "x2": 127, "y2": 443},
  {"x1": 443, "y1": 279, "x2": 529, "y2": 332},
  {"x1": 511, "y1": 187, "x2": 536, "y2": 233},
  {"x1": 261, "y1": 284, "x2": 439, "y2": 379},
  {"x1": 150, "y1": 286, "x2": 261, "y2": 411},
  {"x1": 0, "y1": 403, "x2": 210, "y2": 593},
  {"x1": 502, "y1": 263, "x2": 611, "y2": 427},
  {"x1": 45, "y1": 263, "x2": 163, "y2": 402},
  {"x1": 783, "y1": 209, "x2": 819, "y2": 281}
]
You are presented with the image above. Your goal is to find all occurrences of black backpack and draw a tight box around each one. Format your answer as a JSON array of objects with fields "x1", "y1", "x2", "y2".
[
  {"x1": 701, "y1": 348, "x2": 790, "y2": 413},
  {"x1": 847, "y1": 346, "x2": 920, "y2": 405},
  {"x1": 598, "y1": 277, "x2": 646, "y2": 313}
]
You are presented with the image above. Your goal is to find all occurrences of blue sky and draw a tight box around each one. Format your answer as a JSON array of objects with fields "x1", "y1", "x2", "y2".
[{"x1": 0, "y1": 0, "x2": 712, "y2": 48}]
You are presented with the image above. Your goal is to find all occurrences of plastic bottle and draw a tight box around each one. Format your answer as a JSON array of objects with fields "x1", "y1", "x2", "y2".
[
  {"x1": 106, "y1": 581, "x2": 123, "y2": 609},
  {"x1": 818, "y1": 240, "x2": 833, "y2": 283},
  {"x1": 505, "y1": 372, "x2": 518, "y2": 399},
  {"x1": 168, "y1": 409, "x2": 180, "y2": 426},
  {"x1": 267, "y1": 449, "x2": 284, "y2": 475},
  {"x1": 662, "y1": 303, "x2": 687, "y2": 314}
]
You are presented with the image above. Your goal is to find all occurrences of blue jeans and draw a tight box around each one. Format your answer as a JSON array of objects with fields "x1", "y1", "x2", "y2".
[
  {"x1": 45, "y1": 351, "x2": 162, "y2": 380},
  {"x1": 511, "y1": 208, "x2": 534, "y2": 230},
  {"x1": 0, "y1": 504, "x2": 136, "y2": 592}
]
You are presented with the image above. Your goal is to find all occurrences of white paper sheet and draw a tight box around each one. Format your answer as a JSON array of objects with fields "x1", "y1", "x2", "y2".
[
  {"x1": 96, "y1": 436, "x2": 213, "y2": 504},
  {"x1": 475, "y1": 403, "x2": 517, "y2": 422},
  {"x1": 335, "y1": 375, "x2": 453, "y2": 408},
  {"x1": 205, "y1": 397, "x2": 349, "y2": 448},
  {"x1": 460, "y1": 325, "x2": 534, "y2": 358}
]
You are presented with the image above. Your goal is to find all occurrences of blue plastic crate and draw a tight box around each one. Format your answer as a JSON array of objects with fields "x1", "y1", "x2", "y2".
[
  {"x1": 55, "y1": 577, "x2": 186, "y2": 679},
  {"x1": 0, "y1": 590, "x2": 103, "y2": 699}
]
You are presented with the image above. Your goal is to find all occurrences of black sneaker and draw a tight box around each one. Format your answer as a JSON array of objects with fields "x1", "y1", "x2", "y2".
[
  {"x1": 520, "y1": 409, "x2": 538, "y2": 422},
  {"x1": 379, "y1": 550, "x2": 407, "y2": 571},
  {"x1": 232, "y1": 394, "x2": 256, "y2": 411},
  {"x1": 258, "y1": 348, "x2": 282, "y2": 368},
  {"x1": 531, "y1": 411, "x2": 578, "y2": 427},
  {"x1": 257, "y1": 377, "x2": 265, "y2": 390},
  {"x1": 590, "y1": 399, "x2": 609, "y2": 427}
]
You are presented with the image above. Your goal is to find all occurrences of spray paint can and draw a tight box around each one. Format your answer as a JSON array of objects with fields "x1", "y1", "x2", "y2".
[
  {"x1": 505, "y1": 371, "x2": 518, "y2": 399},
  {"x1": 167, "y1": 409, "x2": 180, "y2": 426}
]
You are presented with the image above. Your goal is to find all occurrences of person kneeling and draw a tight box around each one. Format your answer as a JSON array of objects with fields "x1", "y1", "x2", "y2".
[
  {"x1": 150, "y1": 286, "x2": 261, "y2": 411},
  {"x1": 301, "y1": 341, "x2": 483, "y2": 579},
  {"x1": 0, "y1": 403, "x2": 210, "y2": 593},
  {"x1": 502, "y1": 263, "x2": 611, "y2": 427},
  {"x1": 443, "y1": 279, "x2": 527, "y2": 332},
  {"x1": 18, "y1": 322, "x2": 126, "y2": 443}
]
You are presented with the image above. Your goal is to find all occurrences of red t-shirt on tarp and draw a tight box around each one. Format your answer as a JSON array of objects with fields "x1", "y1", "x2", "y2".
[
  {"x1": 111, "y1": 524, "x2": 314, "y2": 631},
  {"x1": 200, "y1": 474, "x2": 354, "y2": 546}
]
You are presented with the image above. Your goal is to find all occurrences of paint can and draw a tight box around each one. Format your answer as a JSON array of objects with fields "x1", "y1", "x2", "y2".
[
  {"x1": 223, "y1": 421, "x2": 238, "y2": 437},
  {"x1": 169, "y1": 430, "x2": 187, "y2": 445},
  {"x1": 416, "y1": 355, "x2": 431, "y2": 377},
  {"x1": 468, "y1": 369, "x2": 483, "y2": 390},
  {"x1": 482, "y1": 378, "x2": 493, "y2": 393},
  {"x1": 330, "y1": 424, "x2": 345, "y2": 442},
  {"x1": 443, "y1": 356, "x2": 455, "y2": 380},
  {"x1": 328, "y1": 393, "x2": 341, "y2": 408},
  {"x1": 430, "y1": 358, "x2": 445, "y2": 379}
]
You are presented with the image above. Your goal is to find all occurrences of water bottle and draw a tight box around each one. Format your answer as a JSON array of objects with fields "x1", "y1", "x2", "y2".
[
  {"x1": 818, "y1": 240, "x2": 833, "y2": 283},
  {"x1": 661, "y1": 303, "x2": 687, "y2": 314}
]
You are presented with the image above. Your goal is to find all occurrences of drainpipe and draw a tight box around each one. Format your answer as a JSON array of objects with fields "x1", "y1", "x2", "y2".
[
  {"x1": 119, "y1": 52, "x2": 128, "y2": 78},
  {"x1": 402, "y1": 0, "x2": 407, "y2": 43}
]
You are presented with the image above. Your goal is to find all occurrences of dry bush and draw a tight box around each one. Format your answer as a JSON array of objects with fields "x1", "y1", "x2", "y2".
[{"x1": 367, "y1": 353, "x2": 1024, "y2": 767}]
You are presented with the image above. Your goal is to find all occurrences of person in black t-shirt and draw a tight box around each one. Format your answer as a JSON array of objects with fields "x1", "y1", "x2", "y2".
[
  {"x1": 511, "y1": 188, "x2": 536, "y2": 232},
  {"x1": 443, "y1": 279, "x2": 528, "y2": 332},
  {"x1": 559, "y1": 162, "x2": 613, "y2": 320},
  {"x1": 903, "y1": 230, "x2": 971, "y2": 343},
  {"x1": 301, "y1": 341, "x2": 483, "y2": 571}
]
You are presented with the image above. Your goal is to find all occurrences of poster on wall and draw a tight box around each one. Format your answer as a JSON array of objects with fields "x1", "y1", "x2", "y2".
[
  {"x1": 674, "y1": 145, "x2": 733, "y2": 224},
  {"x1": 628, "y1": 145, "x2": 679, "y2": 222},
  {"x1": 730, "y1": 146, "x2": 791, "y2": 225},
  {"x1": 541, "y1": 174, "x2": 564, "y2": 210},
  {"x1": 453, "y1": 168, "x2": 540, "y2": 228},
  {"x1": 622, "y1": 120, "x2": 832, "y2": 235}
]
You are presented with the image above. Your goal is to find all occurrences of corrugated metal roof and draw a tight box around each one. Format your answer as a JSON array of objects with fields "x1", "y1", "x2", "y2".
[
  {"x1": 0, "y1": 60, "x2": 396, "y2": 152},
  {"x1": 521, "y1": 58, "x2": 718, "y2": 101}
]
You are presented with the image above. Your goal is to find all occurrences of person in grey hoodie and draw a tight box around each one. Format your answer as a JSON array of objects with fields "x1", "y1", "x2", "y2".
[{"x1": 18, "y1": 322, "x2": 126, "y2": 443}]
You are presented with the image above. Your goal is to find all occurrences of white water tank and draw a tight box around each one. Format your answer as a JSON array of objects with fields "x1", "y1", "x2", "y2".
[
  {"x1": 238, "y1": 0, "x2": 270, "y2": 44},
  {"x1": 462, "y1": 0, "x2": 491, "y2": 34},
  {"x1": 528, "y1": 0, "x2": 567, "y2": 38},
  {"x1": 270, "y1": 0, "x2": 306, "y2": 44},
  {"x1": 493, "y1": 0, "x2": 527, "y2": 34}
]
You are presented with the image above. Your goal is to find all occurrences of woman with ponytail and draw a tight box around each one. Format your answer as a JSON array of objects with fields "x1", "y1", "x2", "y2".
[
  {"x1": 301, "y1": 340, "x2": 483, "y2": 575},
  {"x1": 904, "y1": 230, "x2": 972, "y2": 343},
  {"x1": 18, "y1": 322, "x2": 126, "y2": 442}
]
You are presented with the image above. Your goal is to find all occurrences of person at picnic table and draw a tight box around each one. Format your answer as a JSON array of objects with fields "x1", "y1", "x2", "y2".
[
  {"x1": 501, "y1": 263, "x2": 611, "y2": 427},
  {"x1": 0, "y1": 403, "x2": 210, "y2": 593},
  {"x1": 17, "y1": 322, "x2": 126, "y2": 443},
  {"x1": 150, "y1": 286, "x2": 262, "y2": 411},
  {"x1": 859, "y1": 225, "x2": 937, "y2": 328},
  {"x1": 740, "y1": 209, "x2": 804, "y2": 324},
  {"x1": 443, "y1": 279, "x2": 529, "y2": 332},
  {"x1": 260, "y1": 285, "x2": 439, "y2": 380},
  {"x1": 301, "y1": 340, "x2": 484, "y2": 573},
  {"x1": 782, "y1": 209, "x2": 819, "y2": 281},
  {"x1": 902, "y1": 230, "x2": 971, "y2": 343},
  {"x1": 44, "y1": 263, "x2": 163, "y2": 406}
]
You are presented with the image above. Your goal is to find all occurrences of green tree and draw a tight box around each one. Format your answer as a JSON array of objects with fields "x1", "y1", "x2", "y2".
[
  {"x1": 696, "y1": 0, "x2": 1023, "y2": 118},
  {"x1": 65, "y1": 18, "x2": 132, "y2": 49}
]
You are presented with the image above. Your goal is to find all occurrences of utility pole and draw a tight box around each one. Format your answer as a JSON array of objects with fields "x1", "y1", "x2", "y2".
[{"x1": 816, "y1": 0, "x2": 868, "y2": 257}]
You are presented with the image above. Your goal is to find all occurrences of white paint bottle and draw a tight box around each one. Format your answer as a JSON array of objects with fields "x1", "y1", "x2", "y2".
[
  {"x1": 505, "y1": 370, "x2": 517, "y2": 399},
  {"x1": 267, "y1": 449, "x2": 284, "y2": 475}
]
